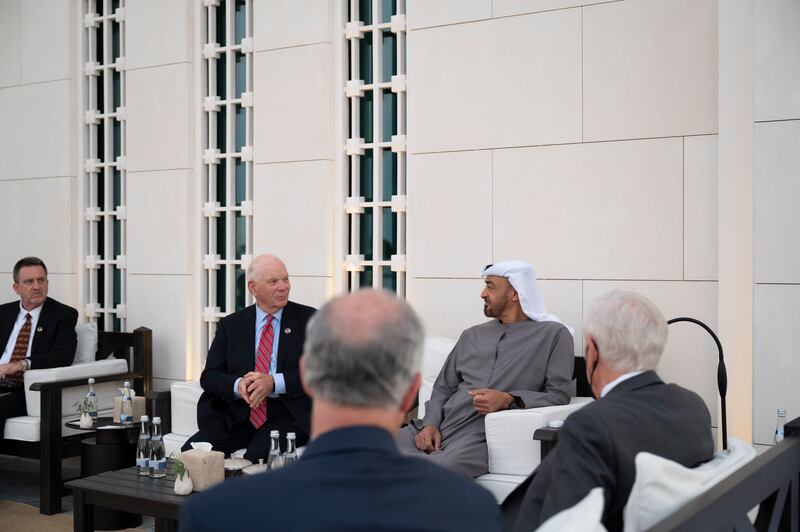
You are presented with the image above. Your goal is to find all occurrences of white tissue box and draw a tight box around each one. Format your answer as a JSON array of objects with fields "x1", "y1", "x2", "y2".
[{"x1": 180, "y1": 448, "x2": 225, "y2": 491}]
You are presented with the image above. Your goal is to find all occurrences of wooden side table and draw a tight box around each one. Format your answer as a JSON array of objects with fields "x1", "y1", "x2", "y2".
[{"x1": 65, "y1": 417, "x2": 142, "y2": 529}]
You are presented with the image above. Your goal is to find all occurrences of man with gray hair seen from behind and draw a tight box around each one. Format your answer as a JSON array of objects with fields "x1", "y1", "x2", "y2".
[
  {"x1": 397, "y1": 260, "x2": 574, "y2": 478},
  {"x1": 178, "y1": 290, "x2": 502, "y2": 532},
  {"x1": 502, "y1": 290, "x2": 714, "y2": 532}
]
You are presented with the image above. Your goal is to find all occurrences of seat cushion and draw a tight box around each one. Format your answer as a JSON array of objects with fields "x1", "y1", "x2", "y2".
[
  {"x1": 476, "y1": 473, "x2": 529, "y2": 503},
  {"x1": 24, "y1": 358, "x2": 129, "y2": 417},
  {"x1": 3, "y1": 408, "x2": 114, "y2": 442},
  {"x1": 623, "y1": 437, "x2": 756, "y2": 532}
]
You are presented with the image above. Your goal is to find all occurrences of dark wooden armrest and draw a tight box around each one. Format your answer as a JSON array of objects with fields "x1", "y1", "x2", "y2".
[
  {"x1": 29, "y1": 371, "x2": 144, "y2": 392},
  {"x1": 146, "y1": 390, "x2": 172, "y2": 435},
  {"x1": 533, "y1": 426, "x2": 561, "y2": 461}
]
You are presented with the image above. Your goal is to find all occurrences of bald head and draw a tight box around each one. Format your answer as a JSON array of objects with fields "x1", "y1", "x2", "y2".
[
  {"x1": 247, "y1": 254, "x2": 290, "y2": 314},
  {"x1": 302, "y1": 290, "x2": 424, "y2": 409},
  {"x1": 246, "y1": 254, "x2": 285, "y2": 284}
]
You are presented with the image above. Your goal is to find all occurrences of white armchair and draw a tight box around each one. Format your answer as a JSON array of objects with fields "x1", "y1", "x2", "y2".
[{"x1": 418, "y1": 335, "x2": 592, "y2": 503}]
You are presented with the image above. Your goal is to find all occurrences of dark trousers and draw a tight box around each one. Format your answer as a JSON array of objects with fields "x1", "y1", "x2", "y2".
[
  {"x1": 183, "y1": 398, "x2": 309, "y2": 461},
  {"x1": 0, "y1": 388, "x2": 27, "y2": 436}
]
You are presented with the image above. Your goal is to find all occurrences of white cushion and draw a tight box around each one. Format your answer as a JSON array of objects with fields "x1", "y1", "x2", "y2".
[
  {"x1": 417, "y1": 335, "x2": 457, "y2": 419},
  {"x1": 23, "y1": 358, "x2": 129, "y2": 417},
  {"x1": 536, "y1": 487, "x2": 607, "y2": 532},
  {"x1": 72, "y1": 322, "x2": 98, "y2": 365},
  {"x1": 476, "y1": 473, "x2": 529, "y2": 503},
  {"x1": 170, "y1": 380, "x2": 203, "y2": 438},
  {"x1": 623, "y1": 437, "x2": 757, "y2": 532},
  {"x1": 485, "y1": 397, "x2": 593, "y2": 476},
  {"x1": 3, "y1": 408, "x2": 114, "y2": 442}
]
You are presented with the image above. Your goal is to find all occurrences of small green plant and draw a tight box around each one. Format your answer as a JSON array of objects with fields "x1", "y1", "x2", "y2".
[
  {"x1": 171, "y1": 459, "x2": 188, "y2": 480},
  {"x1": 73, "y1": 397, "x2": 93, "y2": 415}
]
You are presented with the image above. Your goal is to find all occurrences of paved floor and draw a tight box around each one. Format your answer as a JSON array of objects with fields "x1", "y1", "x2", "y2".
[{"x1": 0, "y1": 453, "x2": 155, "y2": 531}]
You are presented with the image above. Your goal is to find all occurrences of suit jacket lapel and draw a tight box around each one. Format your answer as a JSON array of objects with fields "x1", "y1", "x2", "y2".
[
  {"x1": 30, "y1": 297, "x2": 51, "y2": 356},
  {"x1": 277, "y1": 302, "x2": 297, "y2": 373},
  {"x1": 0, "y1": 303, "x2": 17, "y2": 350},
  {"x1": 240, "y1": 304, "x2": 257, "y2": 371}
]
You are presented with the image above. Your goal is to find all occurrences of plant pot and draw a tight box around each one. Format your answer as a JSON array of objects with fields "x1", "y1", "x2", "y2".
[
  {"x1": 79, "y1": 412, "x2": 93, "y2": 429},
  {"x1": 174, "y1": 473, "x2": 193, "y2": 495}
]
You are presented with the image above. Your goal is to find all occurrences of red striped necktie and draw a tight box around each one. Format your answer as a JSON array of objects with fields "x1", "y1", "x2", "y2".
[
  {"x1": 249, "y1": 314, "x2": 274, "y2": 429},
  {"x1": 7, "y1": 313, "x2": 32, "y2": 386}
]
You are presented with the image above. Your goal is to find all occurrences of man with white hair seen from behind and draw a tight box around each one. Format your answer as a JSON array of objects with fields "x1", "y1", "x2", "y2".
[
  {"x1": 501, "y1": 290, "x2": 714, "y2": 532},
  {"x1": 179, "y1": 290, "x2": 502, "y2": 532}
]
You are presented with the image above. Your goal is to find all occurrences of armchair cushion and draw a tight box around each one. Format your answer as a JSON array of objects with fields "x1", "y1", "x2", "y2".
[
  {"x1": 536, "y1": 487, "x2": 607, "y2": 532},
  {"x1": 73, "y1": 322, "x2": 98, "y2": 365},
  {"x1": 163, "y1": 380, "x2": 203, "y2": 457},
  {"x1": 623, "y1": 437, "x2": 756, "y2": 532},
  {"x1": 485, "y1": 397, "x2": 593, "y2": 476},
  {"x1": 23, "y1": 358, "x2": 128, "y2": 417}
]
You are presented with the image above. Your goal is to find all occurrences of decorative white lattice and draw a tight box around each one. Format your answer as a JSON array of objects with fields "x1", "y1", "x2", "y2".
[
  {"x1": 82, "y1": 0, "x2": 127, "y2": 332},
  {"x1": 202, "y1": 0, "x2": 254, "y2": 344},
  {"x1": 344, "y1": 0, "x2": 407, "y2": 295}
]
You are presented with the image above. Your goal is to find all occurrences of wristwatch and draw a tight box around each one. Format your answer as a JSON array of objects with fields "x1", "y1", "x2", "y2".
[
  {"x1": 507, "y1": 396, "x2": 524, "y2": 410},
  {"x1": 19, "y1": 359, "x2": 30, "y2": 372}
]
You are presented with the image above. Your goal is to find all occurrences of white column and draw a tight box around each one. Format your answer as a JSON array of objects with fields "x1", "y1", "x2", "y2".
[{"x1": 718, "y1": 0, "x2": 754, "y2": 443}]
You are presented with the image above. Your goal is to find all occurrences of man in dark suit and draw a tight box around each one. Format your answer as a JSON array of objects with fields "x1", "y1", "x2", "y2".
[
  {"x1": 0, "y1": 257, "x2": 78, "y2": 435},
  {"x1": 183, "y1": 254, "x2": 316, "y2": 460},
  {"x1": 502, "y1": 290, "x2": 714, "y2": 532},
  {"x1": 178, "y1": 290, "x2": 502, "y2": 532}
]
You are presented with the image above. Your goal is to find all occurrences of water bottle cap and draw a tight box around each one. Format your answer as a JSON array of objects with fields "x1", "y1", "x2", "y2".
[
  {"x1": 88, "y1": 378, "x2": 95, "y2": 384},
  {"x1": 549, "y1": 420, "x2": 564, "y2": 429},
  {"x1": 152, "y1": 416, "x2": 161, "y2": 423},
  {"x1": 124, "y1": 381, "x2": 131, "y2": 387},
  {"x1": 140, "y1": 415, "x2": 149, "y2": 422},
  {"x1": 778, "y1": 408, "x2": 787, "y2": 416},
  {"x1": 287, "y1": 432, "x2": 296, "y2": 439},
  {"x1": 270, "y1": 430, "x2": 280, "y2": 436}
]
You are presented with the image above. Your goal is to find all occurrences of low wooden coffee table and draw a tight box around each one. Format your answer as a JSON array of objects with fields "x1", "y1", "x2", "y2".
[{"x1": 65, "y1": 466, "x2": 188, "y2": 532}]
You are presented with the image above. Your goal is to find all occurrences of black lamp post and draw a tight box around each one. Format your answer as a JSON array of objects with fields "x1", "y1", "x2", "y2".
[{"x1": 667, "y1": 317, "x2": 728, "y2": 451}]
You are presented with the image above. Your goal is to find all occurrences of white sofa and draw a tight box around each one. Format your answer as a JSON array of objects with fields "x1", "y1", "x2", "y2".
[
  {"x1": 162, "y1": 335, "x2": 591, "y2": 503},
  {"x1": 0, "y1": 323, "x2": 152, "y2": 514}
]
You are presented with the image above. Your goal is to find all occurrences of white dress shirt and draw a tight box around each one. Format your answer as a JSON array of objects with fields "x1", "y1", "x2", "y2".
[
  {"x1": 1, "y1": 302, "x2": 44, "y2": 364},
  {"x1": 600, "y1": 370, "x2": 645, "y2": 398}
]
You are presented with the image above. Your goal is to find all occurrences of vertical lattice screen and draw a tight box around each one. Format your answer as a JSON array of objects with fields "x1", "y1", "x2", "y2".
[
  {"x1": 344, "y1": 0, "x2": 407, "y2": 296},
  {"x1": 201, "y1": 0, "x2": 254, "y2": 344},
  {"x1": 83, "y1": 0, "x2": 126, "y2": 332}
]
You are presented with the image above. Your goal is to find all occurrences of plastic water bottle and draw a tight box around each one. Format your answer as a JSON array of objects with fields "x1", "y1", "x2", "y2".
[
  {"x1": 136, "y1": 415, "x2": 151, "y2": 476},
  {"x1": 283, "y1": 432, "x2": 298, "y2": 467},
  {"x1": 774, "y1": 408, "x2": 787, "y2": 444},
  {"x1": 149, "y1": 416, "x2": 166, "y2": 478},
  {"x1": 86, "y1": 378, "x2": 98, "y2": 422},
  {"x1": 120, "y1": 381, "x2": 133, "y2": 426}
]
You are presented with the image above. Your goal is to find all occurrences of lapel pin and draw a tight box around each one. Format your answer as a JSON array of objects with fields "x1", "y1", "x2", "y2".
[
  {"x1": 284, "y1": 327, "x2": 291, "y2": 335},
  {"x1": 36, "y1": 327, "x2": 43, "y2": 333}
]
